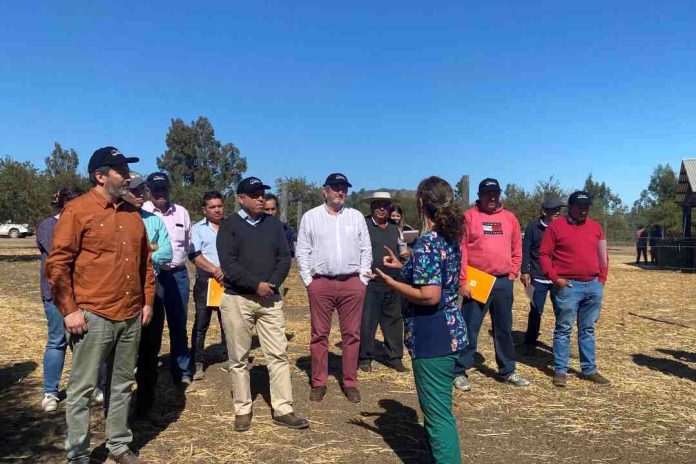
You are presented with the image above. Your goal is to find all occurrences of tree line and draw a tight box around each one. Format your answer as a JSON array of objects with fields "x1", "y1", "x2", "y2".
[{"x1": 0, "y1": 116, "x2": 685, "y2": 242}]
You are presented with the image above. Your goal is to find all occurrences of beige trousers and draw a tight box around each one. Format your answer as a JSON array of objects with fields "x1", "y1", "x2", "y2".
[{"x1": 220, "y1": 293, "x2": 293, "y2": 416}]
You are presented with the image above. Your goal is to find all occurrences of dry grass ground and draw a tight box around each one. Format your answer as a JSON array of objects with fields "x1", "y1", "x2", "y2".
[{"x1": 0, "y1": 238, "x2": 695, "y2": 463}]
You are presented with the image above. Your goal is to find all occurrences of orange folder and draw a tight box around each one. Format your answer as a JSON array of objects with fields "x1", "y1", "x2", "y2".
[
  {"x1": 466, "y1": 266, "x2": 497, "y2": 304},
  {"x1": 206, "y1": 278, "x2": 224, "y2": 307}
]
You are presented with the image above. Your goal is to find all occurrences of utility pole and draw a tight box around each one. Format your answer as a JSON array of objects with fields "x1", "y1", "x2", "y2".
[{"x1": 280, "y1": 182, "x2": 288, "y2": 223}]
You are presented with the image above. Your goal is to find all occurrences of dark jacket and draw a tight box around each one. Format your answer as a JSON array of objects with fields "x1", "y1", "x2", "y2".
[
  {"x1": 521, "y1": 217, "x2": 549, "y2": 280},
  {"x1": 217, "y1": 213, "x2": 291, "y2": 295}
]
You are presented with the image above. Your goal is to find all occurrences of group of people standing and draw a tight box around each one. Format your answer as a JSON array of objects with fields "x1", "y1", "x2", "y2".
[
  {"x1": 635, "y1": 224, "x2": 662, "y2": 266},
  {"x1": 37, "y1": 145, "x2": 611, "y2": 464}
]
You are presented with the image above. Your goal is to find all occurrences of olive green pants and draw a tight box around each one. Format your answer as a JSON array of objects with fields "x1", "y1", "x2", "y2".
[{"x1": 66, "y1": 311, "x2": 141, "y2": 463}]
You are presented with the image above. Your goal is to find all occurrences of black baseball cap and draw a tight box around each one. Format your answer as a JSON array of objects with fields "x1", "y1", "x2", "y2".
[
  {"x1": 87, "y1": 146, "x2": 139, "y2": 173},
  {"x1": 146, "y1": 172, "x2": 171, "y2": 189},
  {"x1": 323, "y1": 173, "x2": 352, "y2": 187},
  {"x1": 541, "y1": 198, "x2": 565, "y2": 210},
  {"x1": 237, "y1": 177, "x2": 271, "y2": 194},
  {"x1": 568, "y1": 191, "x2": 593, "y2": 206},
  {"x1": 478, "y1": 178, "x2": 501, "y2": 194}
]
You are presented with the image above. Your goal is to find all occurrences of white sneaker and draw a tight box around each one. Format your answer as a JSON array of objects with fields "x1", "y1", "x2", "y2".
[
  {"x1": 453, "y1": 375, "x2": 471, "y2": 391},
  {"x1": 42, "y1": 393, "x2": 59, "y2": 412},
  {"x1": 92, "y1": 388, "x2": 105, "y2": 405},
  {"x1": 504, "y1": 372, "x2": 531, "y2": 388}
]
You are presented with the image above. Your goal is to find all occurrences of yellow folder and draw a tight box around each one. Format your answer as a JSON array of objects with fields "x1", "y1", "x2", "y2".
[
  {"x1": 466, "y1": 266, "x2": 497, "y2": 304},
  {"x1": 206, "y1": 278, "x2": 224, "y2": 307}
]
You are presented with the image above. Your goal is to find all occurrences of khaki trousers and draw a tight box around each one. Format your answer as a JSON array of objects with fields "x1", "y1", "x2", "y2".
[{"x1": 220, "y1": 293, "x2": 293, "y2": 416}]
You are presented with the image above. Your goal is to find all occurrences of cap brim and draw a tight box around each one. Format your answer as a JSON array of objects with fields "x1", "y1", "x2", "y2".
[
  {"x1": 245, "y1": 184, "x2": 271, "y2": 191},
  {"x1": 106, "y1": 156, "x2": 139, "y2": 166},
  {"x1": 129, "y1": 178, "x2": 146, "y2": 189},
  {"x1": 324, "y1": 181, "x2": 353, "y2": 188}
]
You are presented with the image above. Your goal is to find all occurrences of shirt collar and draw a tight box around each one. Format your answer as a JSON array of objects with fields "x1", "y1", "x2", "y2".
[
  {"x1": 566, "y1": 214, "x2": 585, "y2": 225},
  {"x1": 153, "y1": 202, "x2": 174, "y2": 215},
  {"x1": 89, "y1": 188, "x2": 125, "y2": 210},
  {"x1": 238, "y1": 209, "x2": 263, "y2": 225}
]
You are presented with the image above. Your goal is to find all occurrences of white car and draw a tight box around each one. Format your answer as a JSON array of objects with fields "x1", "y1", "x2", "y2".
[{"x1": 0, "y1": 221, "x2": 33, "y2": 238}]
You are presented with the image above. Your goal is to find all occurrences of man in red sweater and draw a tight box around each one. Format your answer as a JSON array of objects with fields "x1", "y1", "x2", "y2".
[
  {"x1": 454, "y1": 178, "x2": 531, "y2": 391},
  {"x1": 539, "y1": 190, "x2": 610, "y2": 387}
]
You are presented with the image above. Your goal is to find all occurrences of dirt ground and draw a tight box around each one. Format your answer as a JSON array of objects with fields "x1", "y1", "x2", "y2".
[{"x1": 1, "y1": 238, "x2": 695, "y2": 463}]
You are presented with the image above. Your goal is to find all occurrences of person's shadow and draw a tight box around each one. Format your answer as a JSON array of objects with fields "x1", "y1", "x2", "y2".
[
  {"x1": 0, "y1": 361, "x2": 68, "y2": 461},
  {"x1": 90, "y1": 354, "x2": 188, "y2": 462},
  {"x1": 295, "y1": 352, "x2": 345, "y2": 386},
  {"x1": 348, "y1": 399, "x2": 431, "y2": 463},
  {"x1": 656, "y1": 348, "x2": 696, "y2": 363},
  {"x1": 632, "y1": 352, "x2": 696, "y2": 383}
]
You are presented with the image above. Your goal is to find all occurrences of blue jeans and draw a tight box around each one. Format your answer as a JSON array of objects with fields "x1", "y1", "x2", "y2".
[
  {"x1": 524, "y1": 281, "x2": 554, "y2": 346},
  {"x1": 158, "y1": 267, "x2": 192, "y2": 381},
  {"x1": 43, "y1": 299, "x2": 67, "y2": 395},
  {"x1": 455, "y1": 277, "x2": 516, "y2": 378},
  {"x1": 551, "y1": 278, "x2": 604, "y2": 375}
]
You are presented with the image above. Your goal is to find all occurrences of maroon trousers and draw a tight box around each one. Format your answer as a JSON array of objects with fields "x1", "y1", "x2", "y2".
[{"x1": 307, "y1": 276, "x2": 366, "y2": 388}]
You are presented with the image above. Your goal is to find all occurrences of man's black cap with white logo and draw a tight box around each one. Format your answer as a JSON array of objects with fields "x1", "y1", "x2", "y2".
[
  {"x1": 541, "y1": 198, "x2": 565, "y2": 210},
  {"x1": 237, "y1": 177, "x2": 271, "y2": 194},
  {"x1": 478, "y1": 178, "x2": 501, "y2": 194},
  {"x1": 87, "y1": 146, "x2": 139, "y2": 173},
  {"x1": 146, "y1": 172, "x2": 171, "y2": 189},
  {"x1": 323, "y1": 173, "x2": 352, "y2": 188},
  {"x1": 568, "y1": 190, "x2": 593, "y2": 206}
]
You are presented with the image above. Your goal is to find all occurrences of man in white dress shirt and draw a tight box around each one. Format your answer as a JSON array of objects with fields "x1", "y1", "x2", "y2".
[{"x1": 296, "y1": 173, "x2": 372, "y2": 403}]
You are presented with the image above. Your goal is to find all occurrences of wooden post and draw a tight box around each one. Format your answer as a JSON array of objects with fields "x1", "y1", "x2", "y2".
[
  {"x1": 297, "y1": 201, "x2": 303, "y2": 229},
  {"x1": 280, "y1": 182, "x2": 288, "y2": 223},
  {"x1": 458, "y1": 175, "x2": 469, "y2": 207}
]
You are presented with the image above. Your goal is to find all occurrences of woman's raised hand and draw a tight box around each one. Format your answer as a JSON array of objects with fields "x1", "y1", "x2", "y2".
[{"x1": 382, "y1": 245, "x2": 403, "y2": 270}]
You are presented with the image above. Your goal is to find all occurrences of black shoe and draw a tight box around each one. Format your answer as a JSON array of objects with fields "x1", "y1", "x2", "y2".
[
  {"x1": 358, "y1": 360, "x2": 372, "y2": 372},
  {"x1": 386, "y1": 359, "x2": 409, "y2": 372},
  {"x1": 273, "y1": 412, "x2": 309, "y2": 429}
]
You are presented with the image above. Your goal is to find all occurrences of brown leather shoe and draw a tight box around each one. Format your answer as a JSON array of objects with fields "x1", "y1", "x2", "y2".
[
  {"x1": 553, "y1": 373, "x2": 567, "y2": 387},
  {"x1": 343, "y1": 386, "x2": 361, "y2": 403},
  {"x1": 234, "y1": 412, "x2": 252, "y2": 432},
  {"x1": 309, "y1": 386, "x2": 327, "y2": 402},
  {"x1": 107, "y1": 449, "x2": 147, "y2": 463},
  {"x1": 273, "y1": 412, "x2": 310, "y2": 429}
]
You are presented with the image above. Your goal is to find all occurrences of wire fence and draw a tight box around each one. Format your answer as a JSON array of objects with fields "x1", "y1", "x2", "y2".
[{"x1": 630, "y1": 239, "x2": 696, "y2": 272}]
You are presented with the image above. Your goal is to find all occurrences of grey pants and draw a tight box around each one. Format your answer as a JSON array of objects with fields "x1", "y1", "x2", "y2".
[{"x1": 66, "y1": 310, "x2": 141, "y2": 463}]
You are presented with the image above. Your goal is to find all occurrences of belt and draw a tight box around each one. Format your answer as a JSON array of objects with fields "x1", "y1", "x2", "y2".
[
  {"x1": 315, "y1": 273, "x2": 359, "y2": 282},
  {"x1": 161, "y1": 266, "x2": 186, "y2": 272}
]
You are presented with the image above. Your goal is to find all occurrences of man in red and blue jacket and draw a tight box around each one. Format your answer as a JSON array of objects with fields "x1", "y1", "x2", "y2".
[{"x1": 455, "y1": 178, "x2": 531, "y2": 391}]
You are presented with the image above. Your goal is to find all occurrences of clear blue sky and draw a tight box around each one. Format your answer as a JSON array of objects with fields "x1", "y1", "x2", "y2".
[{"x1": 2, "y1": 1, "x2": 695, "y2": 205}]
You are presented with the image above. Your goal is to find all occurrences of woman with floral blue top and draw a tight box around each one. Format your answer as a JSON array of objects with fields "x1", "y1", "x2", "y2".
[{"x1": 375, "y1": 176, "x2": 466, "y2": 464}]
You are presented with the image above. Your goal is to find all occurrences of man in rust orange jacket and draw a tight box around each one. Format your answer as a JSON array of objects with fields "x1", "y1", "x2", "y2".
[{"x1": 47, "y1": 146, "x2": 155, "y2": 464}]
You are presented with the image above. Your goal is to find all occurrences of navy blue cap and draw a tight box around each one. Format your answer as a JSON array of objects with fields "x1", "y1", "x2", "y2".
[
  {"x1": 568, "y1": 191, "x2": 592, "y2": 206},
  {"x1": 87, "y1": 146, "x2": 139, "y2": 173},
  {"x1": 237, "y1": 177, "x2": 271, "y2": 194},
  {"x1": 323, "y1": 173, "x2": 352, "y2": 187}
]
